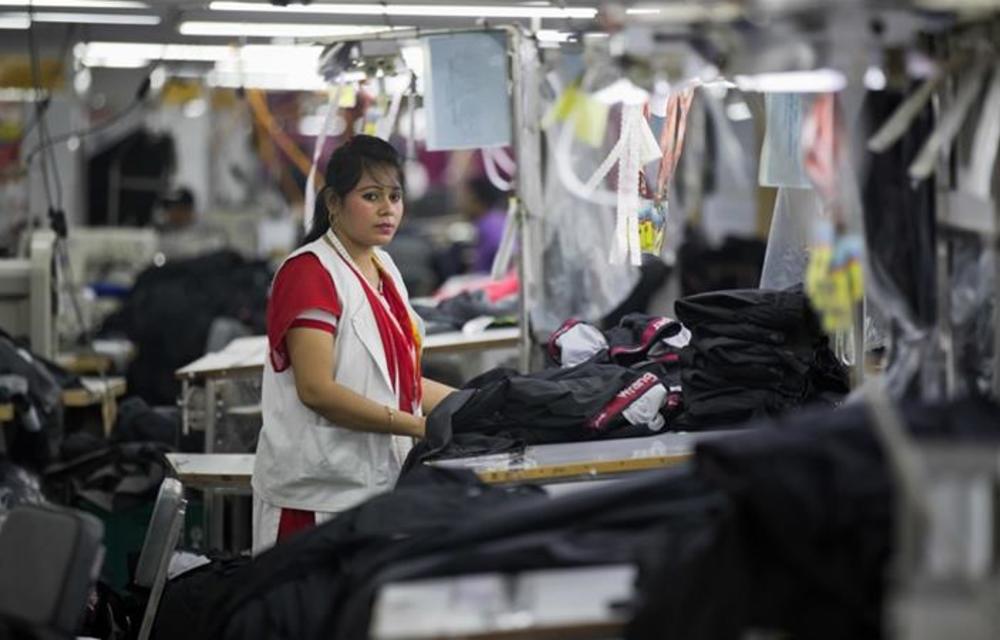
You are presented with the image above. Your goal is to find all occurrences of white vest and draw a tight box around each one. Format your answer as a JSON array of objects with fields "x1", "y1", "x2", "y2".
[{"x1": 252, "y1": 231, "x2": 419, "y2": 513}]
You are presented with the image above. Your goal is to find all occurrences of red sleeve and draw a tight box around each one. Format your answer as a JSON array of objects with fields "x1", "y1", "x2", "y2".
[{"x1": 267, "y1": 253, "x2": 341, "y2": 372}]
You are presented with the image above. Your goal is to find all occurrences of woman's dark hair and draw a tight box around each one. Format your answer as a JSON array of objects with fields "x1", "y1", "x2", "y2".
[{"x1": 301, "y1": 134, "x2": 404, "y2": 245}]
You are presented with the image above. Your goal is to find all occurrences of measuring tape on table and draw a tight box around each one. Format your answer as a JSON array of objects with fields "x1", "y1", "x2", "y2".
[{"x1": 475, "y1": 452, "x2": 692, "y2": 485}]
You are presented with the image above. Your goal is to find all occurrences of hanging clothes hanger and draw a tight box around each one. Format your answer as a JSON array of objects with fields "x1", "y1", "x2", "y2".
[
  {"x1": 962, "y1": 64, "x2": 1000, "y2": 199},
  {"x1": 867, "y1": 52, "x2": 969, "y2": 154},
  {"x1": 908, "y1": 60, "x2": 990, "y2": 181}
]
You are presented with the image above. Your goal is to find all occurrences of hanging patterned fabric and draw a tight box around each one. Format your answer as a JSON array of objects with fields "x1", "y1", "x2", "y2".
[{"x1": 584, "y1": 104, "x2": 662, "y2": 266}]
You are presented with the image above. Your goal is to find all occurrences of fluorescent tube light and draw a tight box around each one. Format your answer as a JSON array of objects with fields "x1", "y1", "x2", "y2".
[
  {"x1": 7, "y1": 11, "x2": 160, "y2": 24},
  {"x1": 75, "y1": 41, "x2": 327, "y2": 70},
  {"x1": 0, "y1": 12, "x2": 28, "y2": 27},
  {"x1": 179, "y1": 20, "x2": 392, "y2": 38},
  {"x1": 0, "y1": 0, "x2": 148, "y2": 7},
  {"x1": 624, "y1": 3, "x2": 742, "y2": 21},
  {"x1": 734, "y1": 69, "x2": 847, "y2": 93},
  {"x1": 209, "y1": 1, "x2": 597, "y2": 19},
  {"x1": 207, "y1": 69, "x2": 327, "y2": 91}
]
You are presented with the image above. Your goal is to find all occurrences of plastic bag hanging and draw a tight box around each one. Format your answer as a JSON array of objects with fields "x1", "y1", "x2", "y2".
[
  {"x1": 303, "y1": 85, "x2": 343, "y2": 232},
  {"x1": 583, "y1": 104, "x2": 661, "y2": 266},
  {"x1": 639, "y1": 88, "x2": 695, "y2": 256},
  {"x1": 801, "y1": 93, "x2": 864, "y2": 335}
]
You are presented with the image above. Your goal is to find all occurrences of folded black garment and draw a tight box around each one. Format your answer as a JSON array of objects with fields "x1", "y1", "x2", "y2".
[
  {"x1": 686, "y1": 337, "x2": 815, "y2": 375},
  {"x1": 676, "y1": 388, "x2": 804, "y2": 428},
  {"x1": 675, "y1": 286, "x2": 817, "y2": 333},
  {"x1": 413, "y1": 290, "x2": 519, "y2": 334},
  {"x1": 680, "y1": 359, "x2": 810, "y2": 392},
  {"x1": 692, "y1": 322, "x2": 788, "y2": 345}
]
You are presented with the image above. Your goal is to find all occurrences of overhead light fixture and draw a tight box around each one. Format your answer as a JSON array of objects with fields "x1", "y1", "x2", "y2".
[
  {"x1": 535, "y1": 29, "x2": 573, "y2": 43},
  {"x1": 624, "y1": 3, "x2": 742, "y2": 21},
  {"x1": 0, "y1": 12, "x2": 28, "y2": 27},
  {"x1": 0, "y1": 0, "x2": 148, "y2": 7},
  {"x1": 7, "y1": 11, "x2": 160, "y2": 24},
  {"x1": 178, "y1": 21, "x2": 393, "y2": 38},
  {"x1": 75, "y1": 41, "x2": 328, "y2": 72},
  {"x1": 209, "y1": 1, "x2": 596, "y2": 19},
  {"x1": 734, "y1": 69, "x2": 847, "y2": 93},
  {"x1": 206, "y1": 69, "x2": 327, "y2": 91}
]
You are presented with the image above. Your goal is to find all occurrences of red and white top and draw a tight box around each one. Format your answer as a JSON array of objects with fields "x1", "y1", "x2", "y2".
[{"x1": 253, "y1": 230, "x2": 423, "y2": 514}]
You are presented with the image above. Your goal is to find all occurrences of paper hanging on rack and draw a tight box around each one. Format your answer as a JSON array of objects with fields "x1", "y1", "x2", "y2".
[
  {"x1": 759, "y1": 93, "x2": 813, "y2": 189},
  {"x1": 303, "y1": 85, "x2": 343, "y2": 232},
  {"x1": 583, "y1": 104, "x2": 662, "y2": 266},
  {"x1": 423, "y1": 31, "x2": 512, "y2": 151}
]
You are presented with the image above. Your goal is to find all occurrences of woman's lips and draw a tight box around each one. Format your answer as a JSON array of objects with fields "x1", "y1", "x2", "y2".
[{"x1": 375, "y1": 223, "x2": 395, "y2": 235}]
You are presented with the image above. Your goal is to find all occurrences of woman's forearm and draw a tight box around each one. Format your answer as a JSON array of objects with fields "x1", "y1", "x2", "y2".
[
  {"x1": 421, "y1": 377, "x2": 456, "y2": 414},
  {"x1": 299, "y1": 380, "x2": 424, "y2": 438}
]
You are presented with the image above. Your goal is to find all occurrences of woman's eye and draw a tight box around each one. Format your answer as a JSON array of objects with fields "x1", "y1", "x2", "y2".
[
  {"x1": 363, "y1": 193, "x2": 378, "y2": 201},
  {"x1": 389, "y1": 193, "x2": 402, "y2": 202}
]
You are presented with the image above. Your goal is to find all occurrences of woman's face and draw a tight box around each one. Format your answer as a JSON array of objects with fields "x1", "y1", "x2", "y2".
[{"x1": 330, "y1": 166, "x2": 404, "y2": 250}]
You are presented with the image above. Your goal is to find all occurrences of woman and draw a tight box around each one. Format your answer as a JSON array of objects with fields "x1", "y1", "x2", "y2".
[{"x1": 252, "y1": 135, "x2": 455, "y2": 553}]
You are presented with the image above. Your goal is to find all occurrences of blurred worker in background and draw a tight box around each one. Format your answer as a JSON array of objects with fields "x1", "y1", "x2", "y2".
[{"x1": 457, "y1": 175, "x2": 508, "y2": 274}]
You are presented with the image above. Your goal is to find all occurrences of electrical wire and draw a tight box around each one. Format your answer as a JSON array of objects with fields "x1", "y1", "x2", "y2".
[
  {"x1": 22, "y1": 87, "x2": 147, "y2": 171},
  {"x1": 26, "y1": 0, "x2": 57, "y2": 215}
]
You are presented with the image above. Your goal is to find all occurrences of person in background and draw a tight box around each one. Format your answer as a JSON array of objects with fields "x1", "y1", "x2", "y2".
[
  {"x1": 458, "y1": 175, "x2": 508, "y2": 273},
  {"x1": 155, "y1": 187, "x2": 228, "y2": 259},
  {"x1": 252, "y1": 135, "x2": 456, "y2": 553},
  {"x1": 157, "y1": 187, "x2": 196, "y2": 230}
]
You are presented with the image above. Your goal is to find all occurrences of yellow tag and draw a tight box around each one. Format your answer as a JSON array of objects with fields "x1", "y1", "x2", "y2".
[
  {"x1": 846, "y1": 260, "x2": 864, "y2": 302},
  {"x1": 336, "y1": 85, "x2": 357, "y2": 108},
  {"x1": 805, "y1": 246, "x2": 832, "y2": 302},
  {"x1": 573, "y1": 94, "x2": 610, "y2": 148},
  {"x1": 542, "y1": 85, "x2": 582, "y2": 128},
  {"x1": 363, "y1": 121, "x2": 377, "y2": 135}
]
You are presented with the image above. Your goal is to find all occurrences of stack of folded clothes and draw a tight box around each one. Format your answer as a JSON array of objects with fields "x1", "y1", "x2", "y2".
[{"x1": 674, "y1": 286, "x2": 849, "y2": 428}]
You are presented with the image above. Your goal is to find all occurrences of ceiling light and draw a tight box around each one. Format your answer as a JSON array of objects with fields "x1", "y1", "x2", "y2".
[
  {"x1": 535, "y1": 29, "x2": 573, "y2": 43},
  {"x1": 0, "y1": 12, "x2": 28, "y2": 27},
  {"x1": 178, "y1": 21, "x2": 393, "y2": 38},
  {"x1": 734, "y1": 69, "x2": 847, "y2": 93},
  {"x1": 0, "y1": 0, "x2": 148, "y2": 7},
  {"x1": 209, "y1": 1, "x2": 597, "y2": 19},
  {"x1": 8, "y1": 11, "x2": 160, "y2": 24},
  {"x1": 207, "y1": 69, "x2": 328, "y2": 91},
  {"x1": 624, "y1": 3, "x2": 742, "y2": 21},
  {"x1": 75, "y1": 41, "x2": 328, "y2": 69}
]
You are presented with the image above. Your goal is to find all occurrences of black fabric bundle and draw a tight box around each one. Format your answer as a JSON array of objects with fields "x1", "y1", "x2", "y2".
[
  {"x1": 405, "y1": 313, "x2": 692, "y2": 471},
  {"x1": 198, "y1": 397, "x2": 1000, "y2": 640},
  {"x1": 674, "y1": 287, "x2": 849, "y2": 427},
  {"x1": 99, "y1": 250, "x2": 271, "y2": 405},
  {"x1": 628, "y1": 396, "x2": 1000, "y2": 640}
]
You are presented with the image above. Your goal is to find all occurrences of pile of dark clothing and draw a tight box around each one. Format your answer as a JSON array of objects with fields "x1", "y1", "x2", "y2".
[
  {"x1": 412, "y1": 290, "x2": 518, "y2": 334},
  {"x1": 100, "y1": 250, "x2": 270, "y2": 404},
  {"x1": 0, "y1": 328, "x2": 81, "y2": 470},
  {"x1": 674, "y1": 287, "x2": 849, "y2": 428},
  {"x1": 191, "y1": 397, "x2": 1000, "y2": 640},
  {"x1": 405, "y1": 314, "x2": 690, "y2": 470}
]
